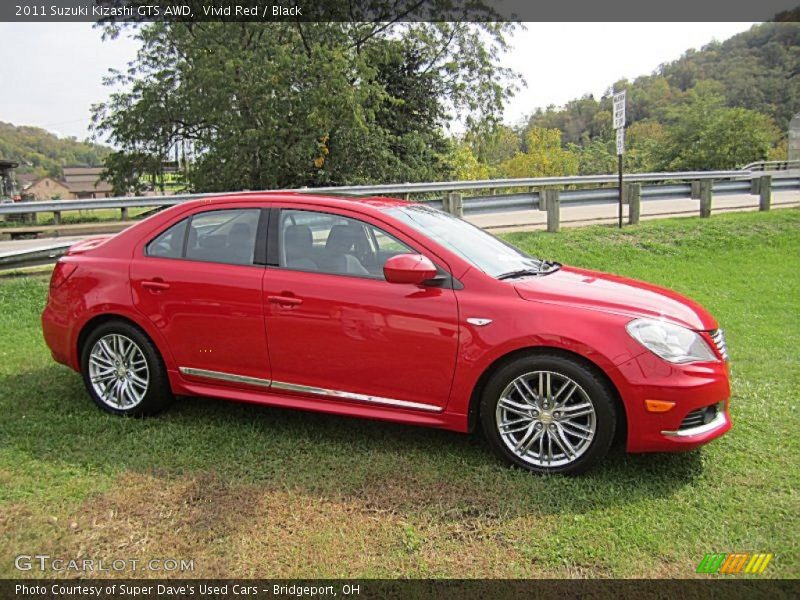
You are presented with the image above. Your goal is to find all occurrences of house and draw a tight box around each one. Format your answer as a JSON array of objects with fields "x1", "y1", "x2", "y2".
[
  {"x1": 63, "y1": 166, "x2": 113, "y2": 199},
  {"x1": 21, "y1": 176, "x2": 74, "y2": 201},
  {"x1": 15, "y1": 172, "x2": 38, "y2": 190}
]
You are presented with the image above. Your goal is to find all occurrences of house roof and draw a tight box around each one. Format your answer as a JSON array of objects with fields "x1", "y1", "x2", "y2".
[{"x1": 62, "y1": 166, "x2": 113, "y2": 193}]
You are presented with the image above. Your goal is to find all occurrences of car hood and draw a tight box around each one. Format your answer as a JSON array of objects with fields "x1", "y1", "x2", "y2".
[{"x1": 513, "y1": 266, "x2": 717, "y2": 331}]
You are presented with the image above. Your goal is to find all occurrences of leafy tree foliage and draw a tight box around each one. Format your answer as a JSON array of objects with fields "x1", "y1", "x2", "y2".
[
  {"x1": 513, "y1": 22, "x2": 797, "y2": 174},
  {"x1": 93, "y1": 12, "x2": 517, "y2": 192},
  {"x1": 658, "y1": 86, "x2": 779, "y2": 170},
  {"x1": 497, "y1": 128, "x2": 578, "y2": 178}
]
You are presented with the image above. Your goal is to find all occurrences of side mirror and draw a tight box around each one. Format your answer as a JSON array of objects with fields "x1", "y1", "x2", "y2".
[{"x1": 383, "y1": 254, "x2": 438, "y2": 285}]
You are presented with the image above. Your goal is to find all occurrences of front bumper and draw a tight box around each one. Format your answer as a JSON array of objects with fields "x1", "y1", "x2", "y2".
[{"x1": 615, "y1": 350, "x2": 731, "y2": 453}]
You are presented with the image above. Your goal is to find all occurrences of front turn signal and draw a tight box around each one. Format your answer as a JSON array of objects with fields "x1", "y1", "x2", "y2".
[{"x1": 645, "y1": 399, "x2": 676, "y2": 413}]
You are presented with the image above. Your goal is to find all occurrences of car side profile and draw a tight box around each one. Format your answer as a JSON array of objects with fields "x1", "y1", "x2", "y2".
[{"x1": 42, "y1": 193, "x2": 731, "y2": 474}]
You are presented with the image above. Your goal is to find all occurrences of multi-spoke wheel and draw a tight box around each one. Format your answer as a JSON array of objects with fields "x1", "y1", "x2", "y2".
[
  {"x1": 80, "y1": 320, "x2": 173, "y2": 416},
  {"x1": 88, "y1": 334, "x2": 149, "y2": 409},
  {"x1": 480, "y1": 354, "x2": 616, "y2": 474}
]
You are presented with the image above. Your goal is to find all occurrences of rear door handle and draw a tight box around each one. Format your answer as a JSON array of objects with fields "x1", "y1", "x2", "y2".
[
  {"x1": 142, "y1": 279, "x2": 171, "y2": 291},
  {"x1": 267, "y1": 295, "x2": 303, "y2": 307}
]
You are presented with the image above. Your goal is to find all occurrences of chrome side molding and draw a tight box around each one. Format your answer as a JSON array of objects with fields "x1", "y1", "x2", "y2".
[
  {"x1": 271, "y1": 381, "x2": 443, "y2": 413},
  {"x1": 179, "y1": 367, "x2": 272, "y2": 388},
  {"x1": 179, "y1": 366, "x2": 442, "y2": 413}
]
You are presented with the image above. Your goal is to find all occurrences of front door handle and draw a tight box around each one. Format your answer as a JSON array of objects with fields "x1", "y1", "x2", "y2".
[
  {"x1": 141, "y1": 279, "x2": 171, "y2": 291},
  {"x1": 267, "y1": 295, "x2": 303, "y2": 307}
]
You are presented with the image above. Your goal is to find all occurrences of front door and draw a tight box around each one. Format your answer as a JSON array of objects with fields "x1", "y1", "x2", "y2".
[
  {"x1": 130, "y1": 207, "x2": 271, "y2": 389},
  {"x1": 262, "y1": 207, "x2": 459, "y2": 411}
]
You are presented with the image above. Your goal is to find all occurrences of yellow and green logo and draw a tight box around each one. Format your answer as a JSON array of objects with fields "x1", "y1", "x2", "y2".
[{"x1": 697, "y1": 553, "x2": 773, "y2": 574}]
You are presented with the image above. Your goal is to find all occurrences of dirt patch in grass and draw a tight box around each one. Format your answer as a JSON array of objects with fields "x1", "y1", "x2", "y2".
[{"x1": 2, "y1": 470, "x2": 571, "y2": 578}]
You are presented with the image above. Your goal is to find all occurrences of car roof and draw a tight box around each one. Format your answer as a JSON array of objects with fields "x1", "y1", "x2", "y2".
[{"x1": 177, "y1": 191, "x2": 410, "y2": 214}]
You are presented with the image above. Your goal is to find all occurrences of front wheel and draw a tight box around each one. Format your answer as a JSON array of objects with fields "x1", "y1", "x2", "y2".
[{"x1": 480, "y1": 354, "x2": 617, "y2": 475}]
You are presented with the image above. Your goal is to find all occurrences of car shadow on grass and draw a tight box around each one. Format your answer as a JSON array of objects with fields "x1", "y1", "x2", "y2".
[{"x1": 1, "y1": 365, "x2": 705, "y2": 520}]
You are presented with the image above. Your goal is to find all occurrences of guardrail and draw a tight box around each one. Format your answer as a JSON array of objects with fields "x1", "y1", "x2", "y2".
[
  {"x1": 0, "y1": 168, "x2": 756, "y2": 218},
  {"x1": 1, "y1": 171, "x2": 797, "y2": 269},
  {"x1": 0, "y1": 169, "x2": 797, "y2": 236},
  {"x1": 741, "y1": 160, "x2": 800, "y2": 172}
]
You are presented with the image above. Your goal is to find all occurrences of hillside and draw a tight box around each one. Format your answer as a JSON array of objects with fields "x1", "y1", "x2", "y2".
[
  {"x1": 458, "y1": 21, "x2": 799, "y2": 179},
  {"x1": 0, "y1": 121, "x2": 110, "y2": 179},
  {"x1": 526, "y1": 21, "x2": 799, "y2": 144}
]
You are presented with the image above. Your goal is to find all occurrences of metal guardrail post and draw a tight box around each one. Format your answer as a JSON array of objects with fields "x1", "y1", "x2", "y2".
[
  {"x1": 538, "y1": 188, "x2": 547, "y2": 212},
  {"x1": 627, "y1": 183, "x2": 641, "y2": 225},
  {"x1": 447, "y1": 192, "x2": 463, "y2": 217},
  {"x1": 544, "y1": 189, "x2": 560, "y2": 232},
  {"x1": 699, "y1": 180, "x2": 713, "y2": 218},
  {"x1": 691, "y1": 180, "x2": 701, "y2": 200},
  {"x1": 121, "y1": 207, "x2": 129, "y2": 221},
  {"x1": 53, "y1": 211, "x2": 61, "y2": 226},
  {"x1": 759, "y1": 175, "x2": 772, "y2": 211}
]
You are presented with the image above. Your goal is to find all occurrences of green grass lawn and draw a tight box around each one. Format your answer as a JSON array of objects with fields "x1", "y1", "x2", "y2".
[{"x1": 0, "y1": 210, "x2": 798, "y2": 578}]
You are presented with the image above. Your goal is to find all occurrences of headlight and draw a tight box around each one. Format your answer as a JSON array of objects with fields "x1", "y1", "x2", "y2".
[{"x1": 626, "y1": 318, "x2": 717, "y2": 363}]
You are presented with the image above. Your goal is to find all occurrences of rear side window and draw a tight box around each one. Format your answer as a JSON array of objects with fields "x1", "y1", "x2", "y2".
[
  {"x1": 186, "y1": 209, "x2": 260, "y2": 265},
  {"x1": 147, "y1": 209, "x2": 262, "y2": 266},
  {"x1": 147, "y1": 220, "x2": 187, "y2": 259}
]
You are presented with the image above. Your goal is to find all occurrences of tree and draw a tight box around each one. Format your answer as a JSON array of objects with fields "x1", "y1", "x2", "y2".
[
  {"x1": 569, "y1": 138, "x2": 616, "y2": 175},
  {"x1": 498, "y1": 128, "x2": 578, "y2": 178},
  {"x1": 625, "y1": 120, "x2": 668, "y2": 172},
  {"x1": 661, "y1": 86, "x2": 780, "y2": 170},
  {"x1": 445, "y1": 142, "x2": 491, "y2": 181},
  {"x1": 92, "y1": 12, "x2": 519, "y2": 192}
]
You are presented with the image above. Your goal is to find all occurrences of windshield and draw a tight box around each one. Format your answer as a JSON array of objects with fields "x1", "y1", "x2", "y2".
[{"x1": 385, "y1": 204, "x2": 547, "y2": 278}]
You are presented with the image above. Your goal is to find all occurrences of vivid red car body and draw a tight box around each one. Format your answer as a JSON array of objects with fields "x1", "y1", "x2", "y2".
[{"x1": 42, "y1": 193, "x2": 731, "y2": 474}]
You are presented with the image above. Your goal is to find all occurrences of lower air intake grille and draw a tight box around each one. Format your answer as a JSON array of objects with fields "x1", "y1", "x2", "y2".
[{"x1": 679, "y1": 403, "x2": 720, "y2": 431}]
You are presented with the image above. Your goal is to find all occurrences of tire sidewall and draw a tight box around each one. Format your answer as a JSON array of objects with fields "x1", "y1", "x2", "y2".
[{"x1": 480, "y1": 354, "x2": 617, "y2": 475}]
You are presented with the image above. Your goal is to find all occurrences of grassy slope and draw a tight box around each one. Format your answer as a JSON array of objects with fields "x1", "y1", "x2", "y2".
[{"x1": 0, "y1": 210, "x2": 797, "y2": 578}]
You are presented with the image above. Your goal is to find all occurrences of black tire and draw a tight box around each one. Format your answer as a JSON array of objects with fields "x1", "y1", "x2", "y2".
[
  {"x1": 80, "y1": 319, "x2": 173, "y2": 417},
  {"x1": 480, "y1": 353, "x2": 616, "y2": 475}
]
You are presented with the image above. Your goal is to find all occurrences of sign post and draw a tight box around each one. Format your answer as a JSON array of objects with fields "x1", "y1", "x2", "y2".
[{"x1": 613, "y1": 90, "x2": 626, "y2": 228}]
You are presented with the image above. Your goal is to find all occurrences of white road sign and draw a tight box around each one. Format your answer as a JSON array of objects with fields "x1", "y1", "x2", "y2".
[
  {"x1": 613, "y1": 90, "x2": 626, "y2": 130},
  {"x1": 616, "y1": 127, "x2": 625, "y2": 155}
]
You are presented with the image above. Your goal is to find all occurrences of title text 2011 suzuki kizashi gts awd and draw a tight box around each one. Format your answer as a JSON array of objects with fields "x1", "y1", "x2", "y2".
[{"x1": 42, "y1": 193, "x2": 731, "y2": 474}]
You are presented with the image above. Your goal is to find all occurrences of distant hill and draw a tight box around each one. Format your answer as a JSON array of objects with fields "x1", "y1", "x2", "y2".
[
  {"x1": 526, "y1": 21, "x2": 800, "y2": 144},
  {"x1": 0, "y1": 121, "x2": 111, "y2": 180}
]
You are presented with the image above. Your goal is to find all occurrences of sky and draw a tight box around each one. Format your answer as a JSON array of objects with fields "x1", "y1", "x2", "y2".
[{"x1": 0, "y1": 21, "x2": 757, "y2": 143}]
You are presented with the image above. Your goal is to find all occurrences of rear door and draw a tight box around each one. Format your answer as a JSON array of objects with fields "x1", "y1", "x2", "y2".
[{"x1": 130, "y1": 206, "x2": 272, "y2": 389}]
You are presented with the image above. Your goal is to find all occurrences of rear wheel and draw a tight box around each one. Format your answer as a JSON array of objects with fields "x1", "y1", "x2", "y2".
[
  {"x1": 480, "y1": 354, "x2": 616, "y2": 475},
  {"x1": 80, "y1": 320, "x2": 173, "y2": 416}
]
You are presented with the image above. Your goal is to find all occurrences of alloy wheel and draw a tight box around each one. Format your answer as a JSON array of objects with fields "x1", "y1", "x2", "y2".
[
  {"x1": 495, "y1": 370, "x2": 596, "y2": 468},
  {"x1": 88, "y1": 333, "x2": 150, "y2": 410}
]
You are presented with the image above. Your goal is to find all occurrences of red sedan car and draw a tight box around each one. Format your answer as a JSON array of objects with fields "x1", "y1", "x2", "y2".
[{"x1": 42, "y1": 193, "x2": 731, "y2": 474}]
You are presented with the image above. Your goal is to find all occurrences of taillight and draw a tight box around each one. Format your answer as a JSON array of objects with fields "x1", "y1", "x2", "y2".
[{"x1": 50, "y1": 261, "x2": 78, "y2": 290}]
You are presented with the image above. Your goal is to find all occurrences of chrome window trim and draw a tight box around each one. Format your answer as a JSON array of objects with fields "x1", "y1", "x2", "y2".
[
  {"x1": 179, "y1": 367, "x2": 272, "y2": 388},
  {"x1": 661, "y1": 411, "x2": 727, "y2": 437},
  {"x1": 271, "y1": 380, "x2": 443, "y2": 413}
]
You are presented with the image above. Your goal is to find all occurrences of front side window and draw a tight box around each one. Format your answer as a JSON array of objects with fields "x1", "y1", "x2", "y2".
[
  {"x1": 147, "y1": 208, "x2": 261, "y2": 266},
  {"x1": 278, "y1": 209, "x2": 414, "y2": 279}
]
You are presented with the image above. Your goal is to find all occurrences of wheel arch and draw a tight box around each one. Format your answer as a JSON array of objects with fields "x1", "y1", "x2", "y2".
[
  {"x1": 466, "y1": 345, "x2": 628, "y2": 442},
  {"x1": 76, "y1": 312, "x2": 173, "y2": 372}
]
